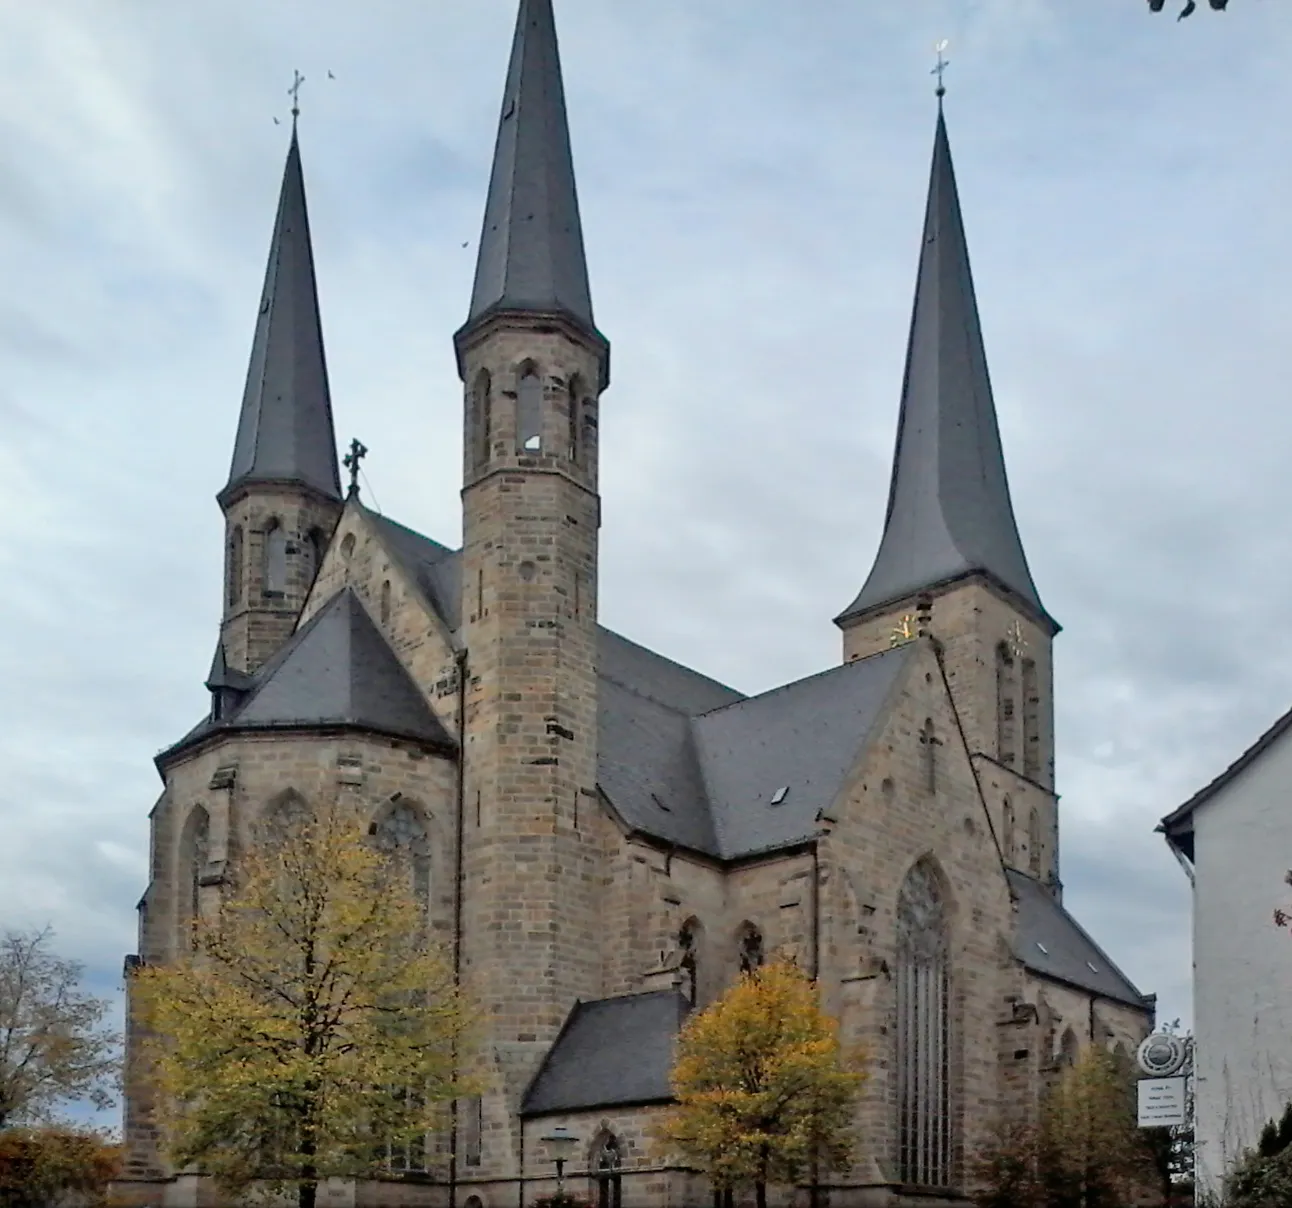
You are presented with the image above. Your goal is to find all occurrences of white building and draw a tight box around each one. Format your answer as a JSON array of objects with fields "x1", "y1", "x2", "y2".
[{"x1": 1160, "y1": 710, "x2": 1292, "y2": 1196}]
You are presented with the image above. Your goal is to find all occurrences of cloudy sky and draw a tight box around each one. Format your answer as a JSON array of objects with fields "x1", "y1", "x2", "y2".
[{"x1": 1, "y1": 0, "x2": 1288, "y2": 1128}]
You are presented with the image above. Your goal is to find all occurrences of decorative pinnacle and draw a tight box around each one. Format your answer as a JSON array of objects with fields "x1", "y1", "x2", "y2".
[
  {"x1": 932, "y1": 39, "x2": 950, "y2": 103},
  {"x1": 343, "y1": 438, "x2": 368, "y2": 499},
  {"x1": 289, "y1": 69, "x2": 305, "y2": 124}
]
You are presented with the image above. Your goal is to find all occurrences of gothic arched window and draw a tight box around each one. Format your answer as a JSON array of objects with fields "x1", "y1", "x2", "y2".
[
  {"x1": 896, "y1": 859, "x2": 952, "y2": 1188},
  {"x1": 264, "y1": 520, "x2": 288, "y2": 596},
  {"x1": 372, "y1": 801, "x2": 431, "y2": 914},
  {"x1": 678, "y1": 919, "x2": 700, "y2": 1006},
  {"x1": 260, "y1": 790, "x2": 310, "y2": 845},
  {"x1": 1001, "y1": 796, "x2": 1015, "y2": 864},
  {"x1": 1021, "y1": 659, "x2": 1040, "y2": 781},
  {"x1": 593, "y1": 1132, "x2": 623, "y2": 1208},
  {"x1": 516, "y1": 365, "x2": 543, "y2": 452},
  {"x1": 179, "y1": 805, "x2": 210, "y2": 951},
  {"x1": 473, "y1": 369, "x2": 492, "y2": 469},
  {"x1": 1027, "y1": 809, "x2": 1042, "y2": 878},
  {"x1": 227, "y1": 525, "x2": 244, "y2": 607},
  {"x1": 1058, "y1": 1028, "x2": 1080, "y2": 1069},
  {"x1": 996, "y1": 644, "x2": 1017, "y2": 767},
  {"x1": 738, "y1": 923, "x2": 764, "y2": 975}
]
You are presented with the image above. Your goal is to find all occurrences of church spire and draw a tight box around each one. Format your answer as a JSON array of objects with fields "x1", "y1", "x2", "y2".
[
  {"x1": 837, "y1": 109, "x2": 1054, "y2": 632},
  {"x1": 456, "y1": 0, "x2": 603, "y2": 372},
  {"x1": 221, "y1": 127, "x2": 341, "y2": 505}
]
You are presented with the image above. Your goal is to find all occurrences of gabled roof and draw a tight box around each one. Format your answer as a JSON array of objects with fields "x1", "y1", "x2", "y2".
[
  {"x1": 364, "y1": 508, "x2": 462, "y2": 633},
  {"x1": 1006, "y1": 870, "x2": 1148, "y2": 1009},
  {"x1": 1157, "y1": 702, "x2": 1292, "y2": 863},
  {"x1": 521, "y1": 990, "x2": 689, "y2": 1116},
  {"x1": 458, "y1": 0, "x2": 603, "y2": 364},
  {"x1": 161, "y1": 589, "x2": 453, "y2": 765},
  {"x1": 838, "y1": 109, "x2": 1053, "y2": 633},
  {"x1": 223, "y1": 128, "x2": 341, "y2": 504}
]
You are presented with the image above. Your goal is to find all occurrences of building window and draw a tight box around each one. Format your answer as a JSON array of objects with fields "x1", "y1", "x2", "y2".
[
  {"x1": 179, "y1": 805, "x2": 210, "y2": 951},
  {"x1": 516, "y1": 365, "x2": 543, "y2": 452},
  {"x1": 227, "y1": 525, "x2": 244, "y2": 607},
  {"x1": 678, "y1": 918, "x2": 700, "y2": 1006},
  {"x1": 996, "y1": 644, "x2": 1017, "y2": 767},
  {"x1": 1021, "y1": 658, "x2": 1040, "y2": 781},
  {"x1": 380, "y1": 580, "x2": 392, "y2": 625},
  {"x1": 307, "y1": 528, "x2": 326, "y2": 578},
  {"x1": 738, "y1": 923, "x2": 764, "y2": 975},
  {"x1": 384, "y1": 1088, "x2": 427, "y2": 1173},
  {"x1": 1001, "y1": 796, "x2": 1015, "y2": 864},
  {"x1": 372, "y1": 801, "x2": 431, "y2": 915},
  {"x1": 264, "y1": 520, "x2": 288, "y2": 596},
  {"x1": 462, "y1": 1096, "x2": 482, "y2": 1167},
  {"x1": 1058, "y1": 1028, "x2": 1079, "y2": 1069},
  {"x1": 1027, "y1": 809, "x2": 1042, "y2": 878},
  {"x1": 919, "y1": 718, "x2": 940, "y2": 795},
  {"x1": 896, "y1": 859, "x2": 952, "y2": 1188},
  {"x1": 593, "y1": 1132, "x2": 623, "y2": 1208},
  {"x1": 567, "y1": 379, "x2": 582, "y2": 464},
  {"x1": 473, "y1": 370, "x2": 492, "y2": 469}
]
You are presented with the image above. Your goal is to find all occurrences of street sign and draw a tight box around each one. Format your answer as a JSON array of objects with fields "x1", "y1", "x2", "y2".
[{"x1": 1138, "y1": 1076, "x2": 1188, "y2": 1128}]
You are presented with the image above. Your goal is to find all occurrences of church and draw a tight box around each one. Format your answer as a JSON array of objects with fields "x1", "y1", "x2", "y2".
[{"x1": 116, "y1": 1, "x2": 1155, "y2": 1205}]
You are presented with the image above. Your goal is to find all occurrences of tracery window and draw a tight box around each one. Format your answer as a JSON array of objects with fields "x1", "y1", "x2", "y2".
[
  {"x1": 264, "y1": 519, "x2": 288, "y2": 596},
  {"x1": 896, "y1": 860, "x2": 952, "y2": 1188},
  {"x1": 516, "y1": 365, "x2": 543, "y2": 452},
  {"x1": 738, "y1": 923, "x2": 764, "y2": 975},
  {"x1": 678, "y1": 919, "x2": 700, "y2": 1006},
  {"x1": 996, "y1": 643, "x2": 1017, "y2": 767},
  {"x1": 179, "y1": 805, "x2": 210, "y2": 951},
  {"x1": 227, "y1": 525, "x2": 244, "y2": 607},
  {"x1": 593, "y1": 1132, "x2": 623, "y2": 1208},
  {"x1": 260, "y1": 790, "x2": 311, "y2": 845},
  {"x1": 372, "y1": 801, "x2": 431, "y2": 914}
]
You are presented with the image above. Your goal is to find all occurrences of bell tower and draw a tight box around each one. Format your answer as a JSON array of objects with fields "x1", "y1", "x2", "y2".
[
  {"x1": 216, "y1": 123, "x2": 342, "y2": 677},
  {"x1": 453, "y1": 0, "x2": 609, "y2": 1179},
  {"x1": 836, "y1": 106, "x2": 1061, "y2": 889}
]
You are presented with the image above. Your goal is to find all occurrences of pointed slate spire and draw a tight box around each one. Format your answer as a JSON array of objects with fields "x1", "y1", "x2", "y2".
[
  {"x1": 222, "y1": 128, "x2": 341, "y2": 504},
  {"x1": 458, "y1": 0, "x2": 601, "y2": 352},
  {"x1": 838, "y1": 110, "x2": 1055, "y2": 632}
]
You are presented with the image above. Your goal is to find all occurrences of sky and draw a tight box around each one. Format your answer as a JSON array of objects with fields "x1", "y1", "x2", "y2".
[{"x1": 0, "y1": 0, "x2": 1288, "y2": 1131}]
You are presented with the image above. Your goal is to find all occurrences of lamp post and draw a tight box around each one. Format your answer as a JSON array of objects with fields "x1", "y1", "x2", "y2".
[{"x1": 541, "y1": 1126, "x2": 579, "y2": 1199}]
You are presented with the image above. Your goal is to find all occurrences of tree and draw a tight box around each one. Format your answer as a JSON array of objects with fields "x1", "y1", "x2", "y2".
[
  {"x1": 1148, "y1": 0, "x2": 1232, "y2": 17},
  {"x1": 655, "y1": 959, "x2": 865, "y2": 1208},
  {"x1": 132, "y1": 798, "x2": 474, "y2": 1208},
  {"x1": 0, "y1": 1125, "x2": 120, "y2": 1208},
  {"x1": 0, "y1": 927, "x2": 119, "y2": 1129},
  {"x1": 972, "y1": 1047, "x2": 1157, "y2": 1208},
  {"x1": 1223, "y1": 1101, "x2": 1292, "y2": 1207}
]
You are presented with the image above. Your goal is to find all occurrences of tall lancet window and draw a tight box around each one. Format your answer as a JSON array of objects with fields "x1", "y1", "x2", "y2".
[
  {"x1": 179, "y1": 806, "x2": 210, "y2": 951},
  {"x1": 995, "y1": 644, "x2": 1017, "y2": 767},
  {"x1": 1027, "y1": 808, "x2": 1042, "y2": 878},
  {"x1": 516, "y1": 365, "x2": 543, "y2": 452},
  {"x1": 1021, "y1": 659, "x2": 1040, "y2": 781},
  {"x1": 373, "y1": 801, "x2": 431, "y2": 916},
  {"x1": 896, "y1": 859, "x2": 952, "y2": 1189},
  {"x1": 567, "y1": 379, "x2": 582, "y2": 465},
  {"x1": 1001, "y1": 796, "x2": 1015, "y2": 864},
  {"x1": 473, "y1": 370, "x2": 493, "y2": 469},
  {"x1": 919, "y1": 718, "x2": 940, "y2": 795},
  {"x1": 738, "y1": 923, "x2": 764, "y2": 975},
  {"x1": 227, "y1": 525, "x2": 244, "y2": 607},
  {"x1": 264, "y1": 520, "x2": 288, "y2": 597},
  {"x1": 678, "y1": 919, "x2": 700, "y2": 1006}
]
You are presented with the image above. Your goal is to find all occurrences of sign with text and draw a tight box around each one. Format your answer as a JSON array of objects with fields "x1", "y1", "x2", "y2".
[{"x1": 1138, "y1": 1076, "x2": 1187, "y2": 1128}]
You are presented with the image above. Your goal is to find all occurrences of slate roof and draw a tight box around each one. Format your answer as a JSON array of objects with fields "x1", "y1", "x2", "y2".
[
  {"x1": 161, "y1": 589, "x2": 453, "y2": 764},
  {"x1": 223, "y1": 128, "x2": 341, "y2": 503},
  {"x1": 838, "y1": 110, "x2": 1054, "y2": 633},
  {"x1": 457, "y1": 0, "x2": 608, "y2": 383},
  {"x1": 521, "y1": 990, "x2": 689, "y2": 1116},
  {"x1": 1006, "y1": 870, "x2": 1147, "y2": 1009}
]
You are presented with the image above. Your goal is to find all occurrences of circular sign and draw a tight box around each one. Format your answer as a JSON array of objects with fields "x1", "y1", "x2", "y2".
[{"x1": 1137, "y1": 1033, "x2": 1188, "y2": 1078}]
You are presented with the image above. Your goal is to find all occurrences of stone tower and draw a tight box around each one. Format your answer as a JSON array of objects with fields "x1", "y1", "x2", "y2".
[
  {"x1": 215, "y1": 125, "x2": 342, "y2": 679},
  {"x1": 452, "y1": 0, "x2": 610, "y2": 1177},
  {"x1": 835, "y1": 107, "x2": 1061, "y2": 890}
]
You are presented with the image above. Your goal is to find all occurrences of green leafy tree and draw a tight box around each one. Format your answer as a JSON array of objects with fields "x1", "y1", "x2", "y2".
[
  {"x1": 0, "y1": 1126, "x2": 120, "y2": 1208},
  {"x1": 0, "y1": 927, "x2": 120, "y2": 1129},
  {"x1": 655, "y1": 960, "x2": 865, "y2": 1208},
  {"x1": 132, "y1": 799, "x2": 475, "y2": 1208},
  {"x1": 1223, "y1": 1103, "x2": 1292, "y2": 1208}
]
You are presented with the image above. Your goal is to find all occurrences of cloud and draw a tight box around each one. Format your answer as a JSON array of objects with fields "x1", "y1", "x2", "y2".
[{"x1": 1, "y1": 0, "x2": 1284, "y2": 1130}]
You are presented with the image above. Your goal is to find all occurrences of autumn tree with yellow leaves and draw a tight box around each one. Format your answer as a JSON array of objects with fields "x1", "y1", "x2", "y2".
[
  {"x1": 131, "y1": 799, "x2": 474, "y2": 1208},
  {"x1": 656, "y1": 959, "x2": 865, "y2": 1208}
]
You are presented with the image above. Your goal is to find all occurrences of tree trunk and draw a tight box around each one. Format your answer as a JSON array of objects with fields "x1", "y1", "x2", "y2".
[{"x1": 755, "y1": 1180, "x2": 767, "y2": 1208}]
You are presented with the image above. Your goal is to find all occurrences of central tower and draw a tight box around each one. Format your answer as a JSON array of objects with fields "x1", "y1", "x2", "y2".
[{"x1": 454, "y1": 0, "x2": 610, "y2": 1182}]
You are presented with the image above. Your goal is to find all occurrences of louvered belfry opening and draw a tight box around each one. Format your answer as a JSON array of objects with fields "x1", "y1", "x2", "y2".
[{"x1": 896, "y1": 860, "x2": 953, "y2": 1188}]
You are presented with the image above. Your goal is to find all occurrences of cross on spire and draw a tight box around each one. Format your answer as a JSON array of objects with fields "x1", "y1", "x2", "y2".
[
  {"x1": 343, "y1": 438, "x2": 368, "y2": 499},
  {"x1": 289, "y1": 70, "x2": 305, "y2": 123},
  {"x1": 932, "y1": 40, "x2": 950, "y2": 103}
]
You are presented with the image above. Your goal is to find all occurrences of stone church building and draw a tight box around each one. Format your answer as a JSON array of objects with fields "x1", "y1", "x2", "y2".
[{"x1": 117, "y1": 1, "x2": 1155, "y2": 1205}]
